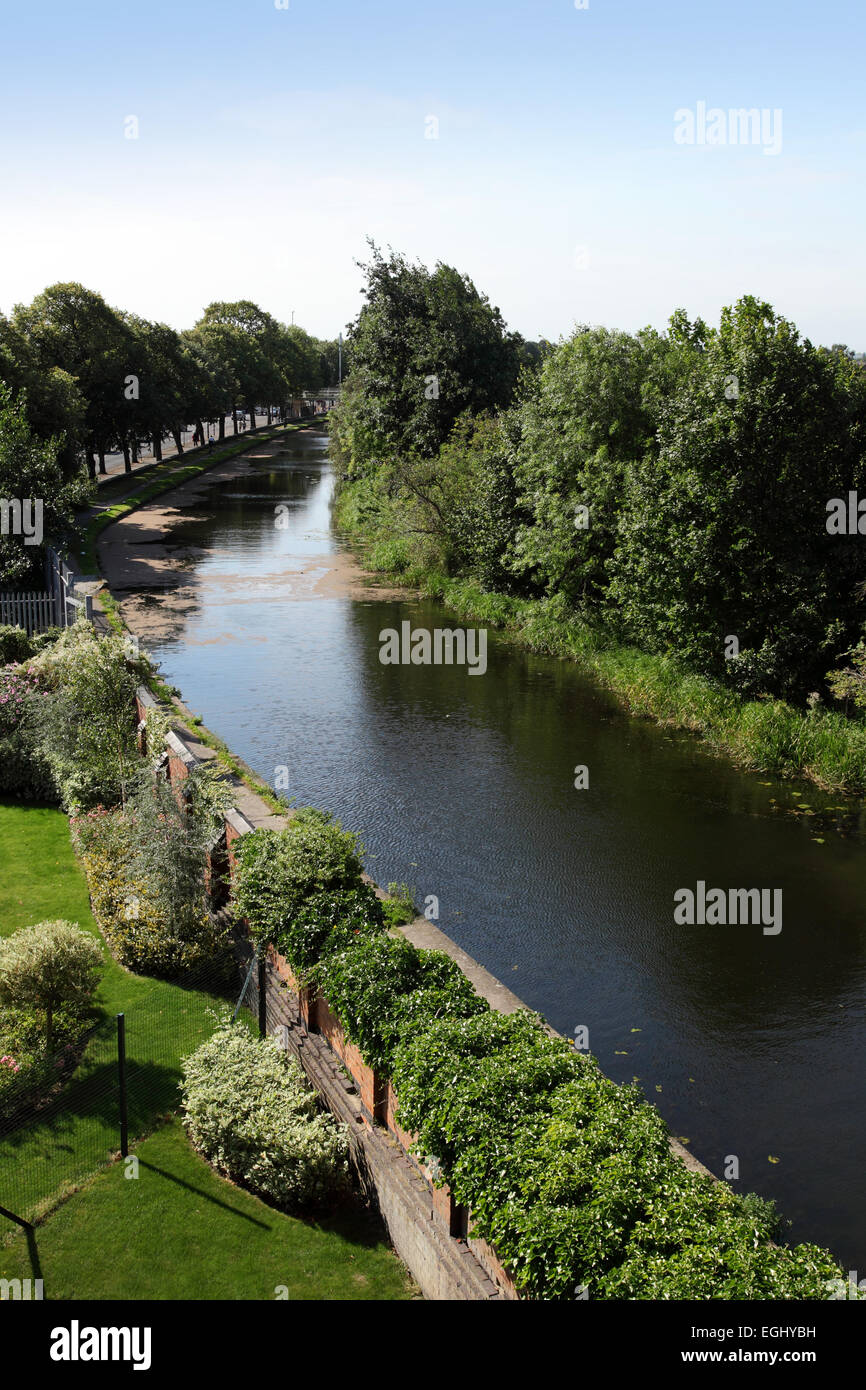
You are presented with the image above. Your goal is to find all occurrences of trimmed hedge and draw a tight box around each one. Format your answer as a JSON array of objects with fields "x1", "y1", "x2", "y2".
[
  {"x1": 311, "y1": 934, "x2": 487, "y2": 1076},
  {"x1": 230, "y1": 802, "x2": 851, "y2": 1301},
  {"x1": 232, "y1": 810, "x2": 366, "y2": 948},
  {"x1": 389, "y1": 1010, "x2": 843, "y2": 1301}
]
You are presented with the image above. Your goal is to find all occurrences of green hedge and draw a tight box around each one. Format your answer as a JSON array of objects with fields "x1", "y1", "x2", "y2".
[
  {"x1": 230, "y1": 803, "x2": 850, "y2": 1301},
  {"x1": 311, "y1": 934, "x2": 487, "y2": 1076}
]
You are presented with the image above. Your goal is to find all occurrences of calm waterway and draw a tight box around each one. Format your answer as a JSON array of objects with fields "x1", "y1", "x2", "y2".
[{"x1": 132, "y1": 428, "x2": 866, "y2": 1267}]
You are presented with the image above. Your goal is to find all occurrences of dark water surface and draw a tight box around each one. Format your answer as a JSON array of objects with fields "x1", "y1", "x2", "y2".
[{"x1": 143, "y1": 429, "x2": 866, "y2": 1267}]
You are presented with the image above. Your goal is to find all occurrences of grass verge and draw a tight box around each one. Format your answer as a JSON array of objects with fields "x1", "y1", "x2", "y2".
[{"x1": 0, "y1": 1119, "x2": 413, "y2": 1300}]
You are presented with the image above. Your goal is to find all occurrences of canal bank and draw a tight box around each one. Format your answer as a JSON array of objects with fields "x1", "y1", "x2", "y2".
[{"x1": 93, "y1": 427, "x2": 866, "y2": 1271}]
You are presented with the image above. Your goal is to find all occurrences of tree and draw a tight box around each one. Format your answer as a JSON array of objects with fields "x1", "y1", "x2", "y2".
[
  {"x1": 191, "y1": 301, "x2": 285, "y2": 429},
  {"x1": 13, "y1": 283, "x2": 137, "y2": 476},
  {"x1": 0, "y1": 313, "x2": 87, "y2": 479},
  {"x1": 609, "y1": 296, "x2": 866, "y2": 698},
  {"x1": 332, "y1": 243, "x2": 525, "y2": 472},
  {"x1": 0, "y1": 382, "x2": 90, "y2": 587},
  {"x1": 0, "y1": 921, "x2": 103, "y2": 1048},
  {"x1": 509, "y1": 324, "x2": 699, "y2": 608}
]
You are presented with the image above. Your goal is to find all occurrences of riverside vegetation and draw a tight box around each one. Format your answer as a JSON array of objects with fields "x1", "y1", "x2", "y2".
[
  {"x1": 330, "y1": 245, "x2": 866, "y2": 794},
  {"x1": 0, "y1": 618, "x2": 850, "y2": 1297},
  {"x1": 231, "y1": 812, "x2": 849, "y2": 1301}
]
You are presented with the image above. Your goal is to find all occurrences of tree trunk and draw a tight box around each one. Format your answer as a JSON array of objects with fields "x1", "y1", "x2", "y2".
[
  {"x1": 122, "y1": 440, "x2": 131, "y2": 473},
  {"x1": 196, "y1": 419, "x2": 205, "y2": 449},
  {"x1": 87, "y1": 452, "x2": 96, "y2": 480},
  {"x1": 98, "y1": 449, "x2": 106, "y2": 475},
  {"x1": 131, "y1": 439, "x2": 139, "y2": 463},
  {"x1": 232, "y1": 410, "x2": 239, "y2": 435},
  {"x1": 153, "y1": 434, "x2": 163, "y2": 461},
  {"x1": 218, "y1": 415, "x2": 225, "y2": 441},
  {"x1": 247, "y1": 401, "x2": 257, "y2": 432},
  {"x1": 171, "y1": 428, "x2": 182, "y2": 456}
]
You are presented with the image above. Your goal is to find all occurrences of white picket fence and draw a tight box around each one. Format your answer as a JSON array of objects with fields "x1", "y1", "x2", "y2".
[{"x1": 0, "y1": 590, "x2": 59, "y2": 634}]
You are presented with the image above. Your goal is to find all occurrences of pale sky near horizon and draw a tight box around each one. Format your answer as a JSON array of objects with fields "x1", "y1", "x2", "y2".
[{"x1": 0, "y1": 0, "x2": 864, "y2": 349}]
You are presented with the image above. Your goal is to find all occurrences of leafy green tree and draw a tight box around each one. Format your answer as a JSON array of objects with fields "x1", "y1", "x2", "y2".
[
  {"x1": 12, "y1": 283, "x2": 137, "y2": 476},
  {"x1": 609, "y1": 296, "x2": 866, "y2": 698},
  {"x1": 333, "y1": 243, "x2": 524, "y2": 472},
  {"x1": 0, "y1": 314, "x2": 87, "y2": 478},
  {"x1": 0, "y1": 920, "x2": 103, "y2": 1048},
  {"x1": 191, "y1": 301, "x2": 285, "y2": 428},
  {"x1": 509, "y1": 324, "x2": 699, "y2": 608},
  {"x1": 0, "y1": 383, "x2": 90, "y2": 586}
]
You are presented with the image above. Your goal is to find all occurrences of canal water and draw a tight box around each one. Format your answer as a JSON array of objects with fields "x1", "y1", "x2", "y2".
[{"x1": 136, "y1": 428, "x2": 866, "y2": 1267}]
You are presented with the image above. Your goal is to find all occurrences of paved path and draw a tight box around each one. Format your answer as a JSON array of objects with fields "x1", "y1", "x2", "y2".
[{"x1": 93, "y1": 412, "x2": 316, "y2": 482}]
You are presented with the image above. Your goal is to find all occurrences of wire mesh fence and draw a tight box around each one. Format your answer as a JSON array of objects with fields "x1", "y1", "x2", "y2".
[{"x1": 0, "y1": 942, "x2": 275, "y2": 1233}]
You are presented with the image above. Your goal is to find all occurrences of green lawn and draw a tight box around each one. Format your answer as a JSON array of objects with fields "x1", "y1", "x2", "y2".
[
  {"x1": 0, "y1": 1120, "x2": 413, "y2": 1300},
  {"x1": 0, "y1": 800, "x2": 237, "y2": 1228},
  {"x1": 0, "y1": 800, "x2": 413, "y2": 1299}
]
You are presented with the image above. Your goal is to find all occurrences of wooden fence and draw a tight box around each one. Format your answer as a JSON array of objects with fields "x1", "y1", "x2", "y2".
[
  {"x1": 1, "y1": 548, "x2": 95, "y2": 635},
  {"x1": 0, "y1": 591, "x2": 59, "y2": 634}
]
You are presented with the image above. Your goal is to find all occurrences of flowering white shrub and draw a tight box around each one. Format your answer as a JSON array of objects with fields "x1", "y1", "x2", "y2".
[{"x1": 181, "y1": 1022, "x2": 349, "y2": 1209}]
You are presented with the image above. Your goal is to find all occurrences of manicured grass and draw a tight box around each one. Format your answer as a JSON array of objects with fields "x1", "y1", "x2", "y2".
[
  {"x1": 0, "y1": 800, "x2": 232, "y2": 1229},
  {"x1": 0, "y1": 802, "x2": 96, "y2": 939},
  {"x1": 0, "y1": 1120, "x2": 414, "y2": 1300}
]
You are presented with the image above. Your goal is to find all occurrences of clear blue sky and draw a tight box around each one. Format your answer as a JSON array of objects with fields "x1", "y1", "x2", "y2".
[{"x1": 1, "y1": 0, "x2": 863, "y2": 347}]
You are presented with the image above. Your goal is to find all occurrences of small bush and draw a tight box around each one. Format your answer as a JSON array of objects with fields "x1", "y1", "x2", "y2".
[
  {"x1": 0, "y1": 664, "x2": 55, "y2": 799},
  {"x1": 0, "y1": 920, "x2": 103, "y2": 1048},
  {"x1": 27, "y1": 621, "x2": 149, "y2": 811},
  {"x1": 381, "y1": 882, "x2": 416, "y2": 927},
  {"x1": 181, "y1": 1022, "x2": 348, "y2": 1209},
  {"x1": 0, "y1": 625, "x2": 34, "y2": 664},
  {"x1": 231, "y1": 809, "x2": 365, "y2": 946}
]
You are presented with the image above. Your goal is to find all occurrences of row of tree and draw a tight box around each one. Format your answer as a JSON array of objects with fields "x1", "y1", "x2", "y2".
[
  {"x1": 0, "y1": 283, "x2": 342, "y2": 480},
  {"x1": 332, "y1": 246, "x2": 866, "y2": 704}
]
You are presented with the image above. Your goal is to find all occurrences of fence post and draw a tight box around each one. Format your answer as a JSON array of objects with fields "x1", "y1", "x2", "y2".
[
  {"x1": 258, "y1": 957, "x2": 267, "y2": 1039},
  {"x1": 117, "y1": 1013, "x2": 128, "y2": 1158}
]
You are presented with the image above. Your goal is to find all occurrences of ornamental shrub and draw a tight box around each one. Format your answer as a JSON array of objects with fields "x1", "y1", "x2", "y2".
[
  {"x1": 231, "y1": 809, "x2": 365, "y2": 946},
  {"x1": 181, "y1": 1022, "x2": 348, "y2": 1209},
  {"x1": 0, "y1": 625, "x2": 34, "y2": 664},
  {"x1": 312, "y1": 935, "x2": 487, "y2": 1076},
  {"x1": 0, "y1": 920, "x2": 103, "y2": 1048},
  {"x1": 0, "y1": 663, "x2": 54, "y2": 798},
  {"x1": 27, "y1": 621, "x2": 148, "y2": 811},
  {"x1": 72, "y1": 803, "x2": 230, "y2": 979}
]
